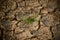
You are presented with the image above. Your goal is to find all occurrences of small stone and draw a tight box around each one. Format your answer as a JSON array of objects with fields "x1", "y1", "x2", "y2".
[
  {"x1": 17, "y1": 21, "x2": 29, "y2": 30},
  {"x1": 15, "y1": 27, "x2": 24, "y2": 34},
  {"x1": 11, "y1": 2, "x2": 16, "y2": 10},
  {"x1": 14, "y1": 30, "x2": 33, "y2": 40},
  {"x1": 6, "y1": 11, "x2": 15, "y2": 20},
  {"x1": 30, "y1": 26, "x2": 52, "y2": 40},
  {"x1": 1, "y1": 19, "x2": 17, "y2": 30},
  {"x1": 30, "y1": 21, "x2": 38, "y2": 30},
  {"x1": 16, "y1": 12, "x2": 23, "y2": 21},
  {"x1": 11, "y1": 20, "x2": 18, "y2": 25},
  {"x1": 18, "y1": 1, "x2": 25, "y2": 7},
  {"x1": 41, "y1": 9, "x2": 48, "y2": 14},
  {"x1": 41, "y1": 14, "x2": 54, "y2": 27}
]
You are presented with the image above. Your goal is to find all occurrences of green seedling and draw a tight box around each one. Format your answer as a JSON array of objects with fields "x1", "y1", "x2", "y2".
[{"x1": 25, "y1": 17, "x2": 35, "y2": 24}]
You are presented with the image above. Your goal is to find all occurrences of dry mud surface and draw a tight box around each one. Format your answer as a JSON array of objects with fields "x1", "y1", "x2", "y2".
[{"x1": 0, "y1": 0, "x2": 60, "y2": 40}]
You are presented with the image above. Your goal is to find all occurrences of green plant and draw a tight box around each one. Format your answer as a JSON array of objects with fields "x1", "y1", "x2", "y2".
[{"x1": 25, "y1": 17, "x2": 35, "y2": 24}]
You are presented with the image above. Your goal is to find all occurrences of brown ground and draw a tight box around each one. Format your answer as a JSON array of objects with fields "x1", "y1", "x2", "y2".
[{"x1": 0, "y1": 0, "x2": 60, "y2": 40}]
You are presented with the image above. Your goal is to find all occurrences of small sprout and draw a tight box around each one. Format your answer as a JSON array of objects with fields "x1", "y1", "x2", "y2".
[{"x1": 25, "y1": 17, "x2": 35, "y2": 24}]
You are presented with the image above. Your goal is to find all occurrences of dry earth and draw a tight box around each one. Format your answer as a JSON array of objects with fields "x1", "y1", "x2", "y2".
[{"x1": 0, "y1": 0, "x2": 60, "y2": 40}]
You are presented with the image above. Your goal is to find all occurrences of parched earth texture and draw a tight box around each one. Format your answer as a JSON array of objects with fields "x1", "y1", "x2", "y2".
[{"x1": 0, "y1": 0, "x2": 60, "y2": 40}]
